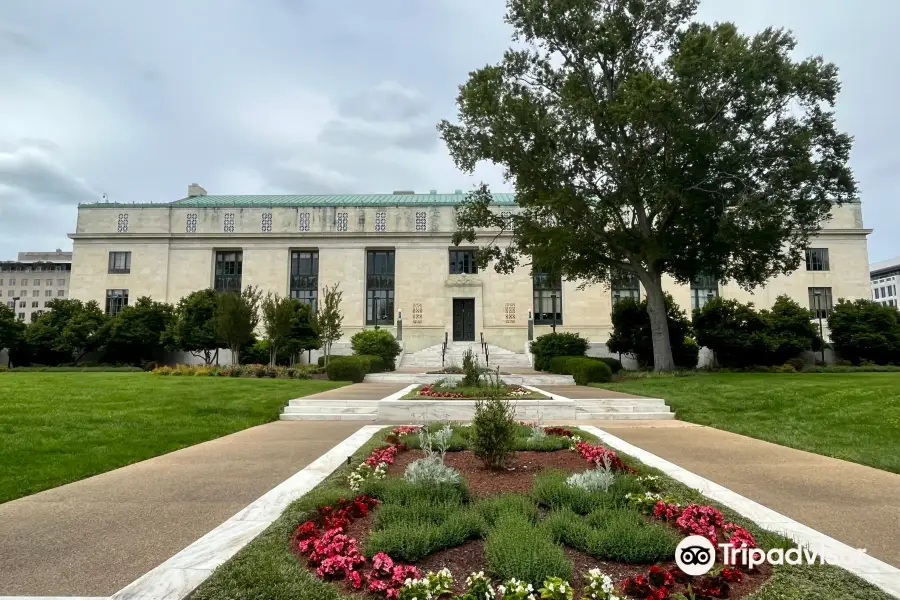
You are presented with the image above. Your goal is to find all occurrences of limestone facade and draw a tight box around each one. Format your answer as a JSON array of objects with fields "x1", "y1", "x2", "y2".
[{"x1": 68, "y1": 192, "x2": 872, "y2": 353}]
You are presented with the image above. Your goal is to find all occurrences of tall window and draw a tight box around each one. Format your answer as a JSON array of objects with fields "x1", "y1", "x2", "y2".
[
  {"x1": 533, "y1": 271, "x2": 563, "y2": 325},
  {"x1": 214, "y1": 251, "x2": 243, "y2": 292},
  {"x1": 366, "y1": 250, "x2": 395, "y2": 325},
  {"x1": 691, "y1": 274, "x2": 719, "y2": 310},
  {"x1": 808, "y1": 287, "x2": 833, "y2": 319},
  {"x1": 449, "y1": 250, "x2": 477, "y2": 274},
  {"x1": 108, "y1": 251, "x2": 131, "y2": 274},
  {"x1": 290, "y1": 250, "x2": 318, "y2": 311},
  {"x1": 611, "y1": 272, "x2": 640, "y2": 304},
  {"x1": 805, "y1": 248, "x2": 830, "y2": 271},
  {"x1": 106, "y1": 289, "x2": 128, "y2": 317}
]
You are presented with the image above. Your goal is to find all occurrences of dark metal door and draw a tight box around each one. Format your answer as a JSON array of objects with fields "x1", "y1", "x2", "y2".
[{"x1": 452, "y1": 299, "x2": 475, "y2": 341}]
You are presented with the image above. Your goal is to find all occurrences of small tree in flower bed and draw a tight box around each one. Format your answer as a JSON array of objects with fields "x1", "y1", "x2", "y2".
[{"x1": 471, "y1": 396, "x2": 518, "y2": 469}]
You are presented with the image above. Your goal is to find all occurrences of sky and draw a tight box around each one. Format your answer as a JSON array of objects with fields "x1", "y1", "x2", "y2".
[{"x1": 0, "y1": 0, "x2": 897, "y2": 263}]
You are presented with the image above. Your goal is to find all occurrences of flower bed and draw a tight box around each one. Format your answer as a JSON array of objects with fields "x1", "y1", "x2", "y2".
[
  {"x1": 152, "y1": 363, "x2": 325, "y2": 379},
  {"x1": 403, "y1": 383, "x2": 549, "y2": 400},
  {"x1": 191, "y1": 425, "x2": 894, "y2": 600}
]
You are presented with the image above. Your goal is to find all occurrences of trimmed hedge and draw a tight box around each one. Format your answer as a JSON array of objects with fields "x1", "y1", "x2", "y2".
[
  {"x1": 547, "y1": 356, "x2": 612, "y2": 385},
  {"x1": 357, "y1": 354, "x2": 388, "y2": 373},
  {"x1": 530, "y1": 332, "x2": 588, "y2": 371},
  {"x1": 596, "y1": 356, "x2": 623, "y2": 374},
  {"x1": 325, "y1": 356, "x2": 369, "y2": 382},
  {"x1": 351, "y1": 328, "x2": 401, "y2": 370}
]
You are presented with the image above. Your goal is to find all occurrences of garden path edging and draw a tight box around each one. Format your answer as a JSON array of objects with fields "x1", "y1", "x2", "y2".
[
  {"x1": 580, "y1": 425, "x2": 900, "y2": 599},
  {"x1": 106, "y1": 425, "x2": 383, "y2": 600}
]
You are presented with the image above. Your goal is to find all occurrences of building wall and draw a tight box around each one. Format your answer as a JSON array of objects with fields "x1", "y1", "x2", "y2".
[
  {"x1": 69, "y1": 203, "x2": 872, "y2": 353},
  {"x1": 1, "y1": 253, "x2": 73, "y2": 323}
]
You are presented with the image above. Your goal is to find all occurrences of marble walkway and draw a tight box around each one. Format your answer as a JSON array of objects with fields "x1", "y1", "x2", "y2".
[{"x1": 0, "y1": 421, "x2": 362, "y2": 597}]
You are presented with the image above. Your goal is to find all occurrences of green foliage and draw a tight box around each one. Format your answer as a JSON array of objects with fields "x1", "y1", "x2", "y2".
[
  {"x1": 20, "y1": 299, "x2": 108, "y2": 366},
  {"x1": 569, "y1": 357, "x2": 612, "y2": 385},
  {"x1": 240, "y1": 338, "x2": 288, "y2": 366},
  {"x1": 357, "y1": 354, "x2": 388, "y2": 373},
  {"x1": 607, "y1": 296, "x2": 697, "y2": 369},
  {"x1": 404, "y1": 457, "x2": 462, "y2": 486},
  {"x1": 102, "y1": 296, "x2": 172, "y2": 366},
  {"x1": 532, "y1": 470, "x2": 643, "y2": 514},
  {"x1": 693, "y1": 295, "x2": 822, "y2": 368},
  {"x1": 284, "y1": 300, "x2": 321, "y2": 361},
  {"x1": 373, "y1": 499, "x2": 466, "y2": 529},
  {"x1": 261, "y1": 293, "x2": 300, "y2": 366},
  {"x1": 471, "y1": 396, "x2": 517, "y2": 469},
  {"x1": 461, "y1": 347, "x2": 481, "y2": 386},
  {"x1": 597, "y1": 356, "x2": 623, "y2": 374},
  {"x1": 827, "y1": 299, "x2": 900, "y2": 365},
  {"x1": 215, "y1": 286, "x2": 262, "y2": 365},
  {"x1": 350, "y1": 328, "x2": 401, "y2": 370},
  {"x1": 163, "y1": 289, "x2": 220, "y2": 365},
  {"x1": 484, "y1": 515, "x2": 571, "y2": 588},
  {"x1": 473, "y1": 493, "x2": 539, "y2": 526},
  {"x1": 361, "y1": 477, "x2": 470, "y2": 506},
  {"x1": 514, "y1": 435, "x2": 572, "y2": 452},
  {"x1": 541, "y1": 508, "x2": 678, "y2": 563},
  {"x1": 530, "y1": 332, "x2": 588, "y2": 371},
  {"x1": 325, "y1": 355, "x2": 368, "y2": 382},
  {"x1": 365, "y1": 508, "x2": 484, "y2": 562},
  {"x1": 440, "y1": 0, "x2": 854, "y2": 371},
  {"x1": 312, "y1": 283, "x2": 343, "y2": 366}
]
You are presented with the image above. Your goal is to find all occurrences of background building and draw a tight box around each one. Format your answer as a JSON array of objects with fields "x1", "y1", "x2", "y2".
[
  {"x1": 870, "y1": 256, "x2": 900, "y2": 309},
  {"x1": 1, "y1": 250, "x2": 73, "y2": 322},
  {"x1": 68, "y1": 185, "x2": 872, "y2": 365}
]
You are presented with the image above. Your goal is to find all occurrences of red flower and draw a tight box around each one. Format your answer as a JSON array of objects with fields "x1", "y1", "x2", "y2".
[
  {"x1": 543, "y1": 426, "x2": 574, "y2": 437},
  {"x1": 724, "y1": 523, "x2": 757, "y2": 550},
  {"x1": 573, "y1": 441, "x2": 634, "y2": 472},
  {"x1": 675, "y1": 504, "x2": 725, "y2": 543},
  {"x1": 653, "y1": 500, "x2": 683, "y2": 522},
  {"x1": 721, "y1": 567, "x2": 743, "y2": 583}
]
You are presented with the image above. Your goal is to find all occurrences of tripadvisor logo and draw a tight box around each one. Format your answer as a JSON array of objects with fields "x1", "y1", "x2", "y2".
[{"x1": 676, "y1": 535, "x2": 865, "y2": 574}]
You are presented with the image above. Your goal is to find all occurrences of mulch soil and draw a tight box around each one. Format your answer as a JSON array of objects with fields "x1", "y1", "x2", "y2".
[{"x1": 295, "y1": 449, "x2": 772, "y2": 599}]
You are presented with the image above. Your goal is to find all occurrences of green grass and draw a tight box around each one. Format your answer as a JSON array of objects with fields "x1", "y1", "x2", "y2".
[
  {"x1": 600, "y1": 372, "x2": 900, "y2": 473},
  {"x1": 0, "y1": 372, "x2": 348, "y2": 503},
  {"x1": 485, "y1": 514, "x2": 572, "y2": 587}
]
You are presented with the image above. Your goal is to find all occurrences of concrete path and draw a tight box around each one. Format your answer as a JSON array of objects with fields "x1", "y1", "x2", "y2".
[
  {"x1": 0, "y1": 421, "x2": 362, "y2": 597},
  {"x1": 301, "y1": 382, "x2": 408, "y2": 399},
  {"x1": 589, "y1": 421, "x2": 900, "y2": 568},
  {"x1": 542, "y1": 384, "x2": 649, "y2": 399}
]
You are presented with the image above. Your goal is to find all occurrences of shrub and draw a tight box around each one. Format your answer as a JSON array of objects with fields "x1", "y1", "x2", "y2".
[
  {"x1": 373, "y1": 499, "x2": 465, "y2": 529},
  {"x1": 548, "y1": 355, "x2": 574, "y2": 374},
  {"x1": 485, "y1": 515, "x2": 571, "y2": 587},
  {"x1": 473, "y1": 494, "x2": 538, "y2": 526},
  {"x1": 356, "y1": 354, "x2": 388, "y2": 373},
  {"x1": 828, "y1": 299, "x2": 900, "y2": 365},
  {"x1": 530, "y1": 332, "x2": 588, "y2": 371},
  {"x1": 606, "y1": 294, "x2": 696, "y2": 368},
  {"x1": 361, "y1": 477, "x2": 469, "y2": 506},
  {"x1": 596, "y1": 356, "x2": 623, "y2": 373},
  {"x1": 404, "y1": 457, "x2": 462, "y2": 486},
  {"x1": 325, "y1": 356, "x2": 368, "y2": 382},
  {"x1": 365, "y1": 509, "x2": 484, "y2": 562},
  {"x1": 351, "y1": 329, "x2": 401, "y2": 370},
  {"x1": 515, "y1": 435, "x2": 573, "y2": 452},
  {"x1": 470, "y1": 396, "x2": 517, "y2": 469},
  {"x1": 532, "y1": 471, "x2": 642, "y2": 514},
  {"x1": 317, "y1": 355, "x2": 327, "y2": 367},
  {"x1": 567, "y1": 357, "x2": 612, "y2": 385},
  {"x1": 542, "y1": 508, "x2": 677, "y2": 563},
  {"x1": 461, "y1": 347, "x2": 481, "y2": 386},
  {"x1": 785, "y1": 357, "x2": 806, "y2": 371},
  {"x1": 566, "y1": 466, "x2": 615, "y2": 493},
  {"x1": 152, "y1": 366, "x2": 173, "y2": 375}
]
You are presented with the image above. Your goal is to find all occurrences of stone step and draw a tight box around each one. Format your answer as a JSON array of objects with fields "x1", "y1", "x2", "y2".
[
  {"x1": 280, "y1": 413, "x2": 377, "y2": 421},
  {"x1": 283, "y1": 405, "x2": 376, "y2": 415},
  {"x1": 287, "y1": 399, "x2": 379, "y2": 407},
  {"x1": 576, "y1": 411, "x2": 676, "y2": 420},
  {"x1": 575, "y1": 399, "x2": 669, "y2": 408},
  {"x1": 574, "y1": 405, "x2": 673, "y2": 414}
]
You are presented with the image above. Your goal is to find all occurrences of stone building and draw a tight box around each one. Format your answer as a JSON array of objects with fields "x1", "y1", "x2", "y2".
[
  {"x1": 870, "y1": 256, "x2": 900, "y2": 309},
  {"x1": 1, "y1": 250, "x2": 73, "y2": 322},
  {"x1": 67, "y1": 185, "x2": 872, "y2": 365}
]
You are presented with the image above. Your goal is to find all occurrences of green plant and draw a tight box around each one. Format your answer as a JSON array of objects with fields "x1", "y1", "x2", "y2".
[
  {"x1": 351, "y1": 328, "x2": 401, "y2": 370},
  {"x1": 404, "y1": 457, "x2": 461, "y2": 485},
  {"x1": 364, "y1": 508, "x2": 484, "y2": 561},
  {"x1": 473, "y1": 494, "x2": 539, "y2": 526},
  {"x1": 538, "y1": 576, "x2": 574, "y2": 600},
  {"x1": 530, "y1": 332, "x2": 588, "y2": 371},
  {"x1": 785, "y1": 357, "x2": 806, "y2": 371},
  {"x1": 566, "y1": 464, "x2": 615, "y2": 493},
  {"x1": 215, "y1": 286, "x2": 262, "y2": 365},
  {"x1": 532, "y1": 471, "x2": 642, "y2": 514},
  {"x1": 485, "y1": 515, "x2": 571, "y2": 587},
  {"x1": 312, "y1": 283, "x2": 343, "y2": 366},
  {"x1": 470, "y1": 396, "x2": 517, "y2": 469},
  {"x1": 325, "y1": 356, "x2": 367, "y2": 382},
  {"x1": 462, "y1": 347, "x2": 481, "y2": 386},
  {"x1": 566, "y1": 357, "x2": 612, "y2": 385},
  {"x1": 596, "y1": 356, "x2": 623, "y2": 374},
  {"x1": 828, "y1": 299, "x2": 900, "y2": 365},
  {"x1": 356, "y1": 354, "x2": 388, "y2": 373}
]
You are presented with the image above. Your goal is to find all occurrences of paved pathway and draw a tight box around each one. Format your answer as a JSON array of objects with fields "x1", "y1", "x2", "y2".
[
  {"x1": 542, "y1": 384, "x2": 649, "y2": 399},
  {"x1": 0, "y1": 421, "x2": 361, "y2": 597},
  {"x1": 588, "y1": 420, "x2": 900, "y2": 568}
]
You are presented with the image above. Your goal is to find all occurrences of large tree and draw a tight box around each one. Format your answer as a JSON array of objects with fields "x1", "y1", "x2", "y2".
[
  {"x1": 312, "y1": 283, "x2": 343, "y2": 366},
  {"x1": 102, "y1": 297, "x2": 173, "y2": 365},
  {"x1": 164, "y1": 289, "x2": 221, "y2": 365},
  {"x1": 0, "y1": 305, "x2": 25, "y2": 366},
  {"x1": 261, "y1": 292, "x2": 298, "y2": 366},
  {"x1": 439, "y1": 0, "x2": 856, "y2": 370},
  {"x1": 25, "y1": 299, "x2": 108, "y2": 365}
]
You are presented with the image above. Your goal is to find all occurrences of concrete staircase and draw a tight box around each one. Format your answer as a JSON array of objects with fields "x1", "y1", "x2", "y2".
[
  {"x1": 574, "y1": 398, "x2": 675, "y2": 420},
  {"x1": 400, "y1": 341, "x2": 531, "y2": 370},
  {"x1": 280, "y1": 399, "x2": 378, "y2": 421}
]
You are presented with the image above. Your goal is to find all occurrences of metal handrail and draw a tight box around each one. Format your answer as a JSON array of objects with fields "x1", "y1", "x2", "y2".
[{"x1": 441, "y1": 331, "x2": 448, "y2": 367}]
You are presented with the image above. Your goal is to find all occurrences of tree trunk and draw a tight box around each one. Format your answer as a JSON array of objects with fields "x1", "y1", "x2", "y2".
[
  {"x1": 642, "y1": 271, "x2": 676, "y2": 371},
  {"x1": 269, "y1": 345, "x2": 276, "y2": 367},
  {"x1": 231, "y1": 345, "x2": 240, "y2": 365}
]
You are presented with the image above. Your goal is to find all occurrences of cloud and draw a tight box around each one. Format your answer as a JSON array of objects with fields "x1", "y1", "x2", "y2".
[{"x1": 0, "y1": 144, "x2": 98, "y2": 204}]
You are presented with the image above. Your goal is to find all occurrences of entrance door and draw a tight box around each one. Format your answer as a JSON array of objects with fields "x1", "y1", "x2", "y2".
[{"x1": 452, "y1": 298, "x2": 475, "y2": 341}]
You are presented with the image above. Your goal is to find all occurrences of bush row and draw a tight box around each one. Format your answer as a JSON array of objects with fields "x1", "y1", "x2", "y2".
[
  {"x1": 0, "y1": 365, "x2": 144, "y2": 373},
  {"x1": 325, "y1": 355, "x2": 390, "y2": 382},
  {"x1": 152, "y1": 363, "x2": 323, "y2": 378}
]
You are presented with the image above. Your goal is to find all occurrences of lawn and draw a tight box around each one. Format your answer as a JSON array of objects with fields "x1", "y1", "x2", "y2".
[
  {"x1": 0, "y1": 373, "x2": 347, "y2": 503},
  {"x1": 601, "y1": 372, "x2": 900, "y2": 474}
]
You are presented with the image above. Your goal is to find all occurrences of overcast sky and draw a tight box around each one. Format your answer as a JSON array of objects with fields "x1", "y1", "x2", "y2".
[{"x1": 1, "y1": 0, "x2": 897, "y2": 263}]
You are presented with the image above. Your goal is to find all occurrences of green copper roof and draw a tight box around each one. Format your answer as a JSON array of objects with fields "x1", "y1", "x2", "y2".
[{"x1": 168, "y1": 193, "x2": 517, "y2": 207}]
